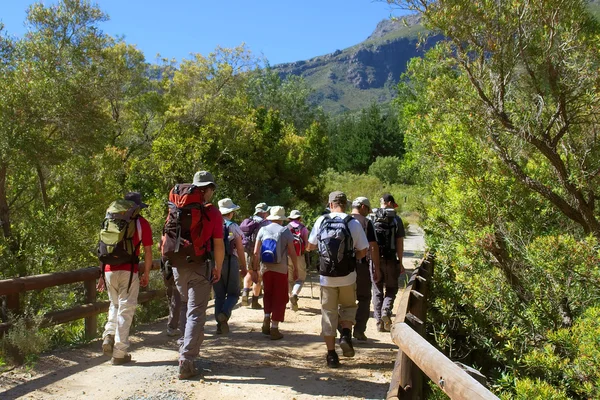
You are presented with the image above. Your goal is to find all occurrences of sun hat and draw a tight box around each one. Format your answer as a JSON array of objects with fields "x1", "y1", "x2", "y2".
[
  {"x1": 266, "y1": 206, "x2": 288, "y2": 221},
  {"x1": 218, "y1": 198, "x2": 240, "y2": 215},
  {"x1": 192, "y1": 171, "x2": 217, "y2": 188},
  {"x1": 352, "y1": 197, "x2": 371, "y2": 211},
  {"x1": 288, "y1": 210, "x2": 302, "y2": 220},
  {"x1": 254, "y1": 202, "x2": 270, "y2": 215},
  {"x1": 124, "y1": 192, "x2": 148, "y2": 209}
]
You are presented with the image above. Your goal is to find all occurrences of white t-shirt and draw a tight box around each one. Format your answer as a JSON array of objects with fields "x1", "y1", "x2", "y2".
[{"x1": 308, "y1": 212, "x2": 369, "y2": 287}]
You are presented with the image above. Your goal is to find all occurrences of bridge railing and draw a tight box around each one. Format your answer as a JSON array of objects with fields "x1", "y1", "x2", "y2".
[
  {"x1": 0, "y1": 260, "x2": 164, "y2": 340},
  {"x1": 387, "y1": 253, "x2": 499, "y2": 400}
]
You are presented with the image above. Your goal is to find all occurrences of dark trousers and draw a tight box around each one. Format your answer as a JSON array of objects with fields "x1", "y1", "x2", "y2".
[
  {"x1": 354, "y1": 260, "x2": 372, "y2": 334},
  {"x1": 372, "y1": 258, "x2": 400, "y2": 322},
  {"x1": 164, "y1": 273, "x2": 181, "y2": 330}
]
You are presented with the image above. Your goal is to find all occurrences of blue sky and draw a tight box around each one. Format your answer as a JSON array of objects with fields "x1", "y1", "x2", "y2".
[{"x1": 1, "y1": 0, "x2": 406, "y2": 65}]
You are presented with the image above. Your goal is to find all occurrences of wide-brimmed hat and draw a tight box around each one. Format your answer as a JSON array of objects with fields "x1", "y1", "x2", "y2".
[
  {"x1": 192, "y1": 171, "x2": 217, "y2": 188},
  {"x1": 124, "y1": 192, "x2": 148, "y2": 209},
  {"x1": 218, "y1": 198, "x2": 240, "y2": 215},
  {"x1": 288, "y1": 210, "x2": 302, "y2": 220},
  {"x1": 254, "y1": 202, "x2": 270, "y2": 215},
  {"x1": 267, "y1": 206, "x2": 288, "y2": 221},
  {"x1": 352, "y1": 197, "x2": 371, "y2": 211}
]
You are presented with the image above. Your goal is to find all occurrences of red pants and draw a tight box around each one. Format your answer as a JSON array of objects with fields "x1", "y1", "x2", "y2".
[{"x1": 263, "y1": 270, "x2": 289, "y2": 322}]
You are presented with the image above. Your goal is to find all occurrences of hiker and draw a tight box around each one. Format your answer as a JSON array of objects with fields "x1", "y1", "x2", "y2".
[
  {"x1": 213, "y1": 198, "x2": 248, "y2": 334},
  {"x1": 98, "y1": 192, "x2": 153, "y2": 365},
  {"x1": 161, "y1": 258, "x2": 181, "y2": 338},
  {"x1": 240, "y1": 203, "x2": 271, "y2": 309},
  {"x1": 350, "y1": 197, "x2": 380, "y2": 341},
  {"x1": 307, "y1": 191, "x2": 368, "y2": 368},
  {"x1": 286, "y1": 210, "x2": 309, "y2": 311},
  {"x1": 370, "y1": 193, "x2": 406, "y2": 332},
  {"x1": 253, "y1": 206, "x2": 299, "y2": 340},
  {"x1": 160, "y1": 171, "x2": 224, "y2": 380}
]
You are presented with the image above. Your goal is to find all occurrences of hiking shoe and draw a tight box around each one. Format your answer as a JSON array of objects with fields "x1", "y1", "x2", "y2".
[
  {"x1": 327, "y1": 352, "x2": 340, "y2": 368},
  {"x1": 216, "y1": 322, "x2": 222, "y2": 335},
  {"x1": 376, "y1": 321, "x2": 386, "y2": 332},
  {"x1": 111, "y1": 354, "x2": 132, "y2": 365},
  {"x1": 166, "y1": 327, "x2": 181, "y2": 337},
  {"x1": 290, "y1": 294, "x2": 299, "y2": 311},
  {"x1": 353, "y1": 331, "x2": 368, "y2": 341},
  {"x1": 339, "y1": 335, "x2": 355, "y2": 357},
  {"x1": 251, "y1": 296, "x2": 263, "y2": 309},
  {"x1": 217, "y1": 313, "x2": 229, "y2": 334},
  {"x1": 382, "y1": 315, "x2": 392, "y2": 332},
  {"x1": 241, "y1": 291, "x2": 249, "y2": 306},
  {"x1": 178, "y1": 359, "x2": 198, "y2": 380},
  {"x1": 102, "y1": 334, "x2": 114, "y2": 356},
  {"x1": 270, "y1": 327, "x2": 283, "y2": 340},
  {"x1": 262, "y1": 316, "x2": 271, "y2": 335}
]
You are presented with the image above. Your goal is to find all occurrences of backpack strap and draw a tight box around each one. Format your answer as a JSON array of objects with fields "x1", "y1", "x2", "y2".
[{"x1": 342, "y1": 215, "x2": 355, "y2": 254}]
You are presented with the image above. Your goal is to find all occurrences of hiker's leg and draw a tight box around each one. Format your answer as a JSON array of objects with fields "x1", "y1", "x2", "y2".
[
  {"x1": 354, "y1": 261, "x2": 372, "y2": 334},
  {"x1": 173, "y1": 265, "x2": 190, "y2": 346},
  {"x1": 382, "y1": 259, "x2": 400, "y2": 317},
  {"x1": 292, "y1": 255, "x2": 307, "y2": 296},
  {"x1": 338, "y1": 282, "x2": 358, "y2": 330},
  {"x1": 252, "y1": 270, "x2": 262, "y2": 297},
  {"x1": 103, "y1": 271, "x2": 119, "y2": 338},
  {"x1": 165, "y1": 274, "x2": 181, "y2": 330},
  {"x1": 262, "y1": 270, "x2": 274, "y2": 316},
  {"x1": 212, "y1": 261, "x2": 226, "y2": 321},
  {"x1": 113, "y1": 271, "x2": 140, "y2": 358},
  {"x1": 321, "y1": 285, "x2": 339, "y2": 350},
  {"x1": 179, "y1": 264, "x2": 211, "y2": 361},
  {"x1": 270, "y1": 271, "x2": 288, "y2": 322},
  {"x1": 372, "y1": 261, "x2": 386, "y2": 324},
  {"x1": 287, "y1": 260, "x2": 294, "y2": 296},
  {"x1": 222, "y1": 256, "x2": 241, "y2": 318}
]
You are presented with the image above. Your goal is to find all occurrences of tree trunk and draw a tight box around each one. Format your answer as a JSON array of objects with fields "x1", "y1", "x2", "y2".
[
  {"x1": 0, "y1": 162, "x2": 11, "y2": 239},
  {"x1": 36, "y1": 163, "x2": 49, "y2": 210}
]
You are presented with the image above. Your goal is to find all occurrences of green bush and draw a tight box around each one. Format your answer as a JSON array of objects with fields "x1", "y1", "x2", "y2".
[
  {"x1": 1, "y1": 312, "x2": 51, "y2": 365},
  {"x1": 368, "y1": 156, "x2": 401, "y2": 184}
]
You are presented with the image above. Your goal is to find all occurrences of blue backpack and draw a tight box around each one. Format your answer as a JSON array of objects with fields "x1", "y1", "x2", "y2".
[{"x1": 260, "y1": 226, "x2": 283, "y2": 264}]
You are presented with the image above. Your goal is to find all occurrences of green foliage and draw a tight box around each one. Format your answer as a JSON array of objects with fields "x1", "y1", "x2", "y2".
[
  {"x1": 1, "y1": 312, "x2": 51, "y2": 365},
  {"x1": 368, "y1": 156, "x2": 401, "y2": 184}
]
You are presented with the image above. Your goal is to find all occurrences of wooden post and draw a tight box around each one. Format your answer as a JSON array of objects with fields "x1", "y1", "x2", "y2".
[
  {"x1": 6, "y1": 293, "x2": 19, "y2": 315},
  {"x1": 84, "y1": 279, "x2": 97, "y2": 341}
]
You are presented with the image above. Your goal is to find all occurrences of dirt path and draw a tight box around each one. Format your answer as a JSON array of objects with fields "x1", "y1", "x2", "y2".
[{"x1": 1, "y1": 226, "x2": 425, "y2": 400}]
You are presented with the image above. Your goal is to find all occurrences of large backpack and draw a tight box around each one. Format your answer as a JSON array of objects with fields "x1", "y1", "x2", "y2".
[
  {"x1": 97, "y1": 199, "x2": 142, "y2": 290},
  {"x1": 161, "y1": 184, "x2": 210, "y2": 262},
  {"x1": 316, "y1": 215, "x2": 356, "y2": 277},
  {"x1": 240, "y1": 217, "x2": 261, "y2": 254},
  {"x1": 371, "y1": 208, "x2": 397, "y2": 258},
  {"x1": 260, "y1": 226, "x2": 284, "y2": 264},
  {"x1": 289, "y1": 224, "x2": 306, "y2": 257},
  {"x1": 223, "y1": 220, "x2": 234, "y2": 256}
]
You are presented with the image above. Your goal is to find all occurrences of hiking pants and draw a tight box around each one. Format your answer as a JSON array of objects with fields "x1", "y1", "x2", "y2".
[
  {"x1": 173, "y1": 262, "x2": 211, "y2": 362},
  {"x1": 320, "y1": 283, "x2": 357, "y2": 337},
  {"x1": 213, "y1": 255, "x2": 241, "y2": 320},
  {"x1": 163, "y1": 273, "x2": 181, "y2": 331},
  {"x1": 372, "y1": 258, "x2": 401, "y2": 322},
  {"x1": 263, "y1": 270, "x2": 288, "y2": 322},
  {"x1": 103, "y1": 271, "x2": 139, "y2": 358},
  {"x1": 287, "y1": 253, "x2": 307, "y2": 295},
  {"x1": 354, "y1": 260, "x2": 372, "y2": 334}
]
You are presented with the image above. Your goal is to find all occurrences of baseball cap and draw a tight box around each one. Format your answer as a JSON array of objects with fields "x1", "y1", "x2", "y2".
[
  {"x1": 124, "y1": 192, "x2": 148, "y2": 209},
  {"x1": 328, "y1": 191, "x2": 347, "y2": 205},
  {"x1": 352, "y1": 196, "x2": 371, "y2": 211},
  {"x1": 381, "y1": 193, "x2": 398, "y2": 208}
]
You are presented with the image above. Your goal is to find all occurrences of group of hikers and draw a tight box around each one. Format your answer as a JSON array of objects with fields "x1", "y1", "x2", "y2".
[{"x1": 96, "y1": 170, "x2": 406, "y2": 379}]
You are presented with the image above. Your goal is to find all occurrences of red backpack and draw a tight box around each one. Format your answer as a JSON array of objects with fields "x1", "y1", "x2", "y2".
[
  {"x1": 161, "y1": 184, "x2": 211, "y2": 261},
  {"x1": 289, "y1": 224, "x2": 306, "y2": 257}
]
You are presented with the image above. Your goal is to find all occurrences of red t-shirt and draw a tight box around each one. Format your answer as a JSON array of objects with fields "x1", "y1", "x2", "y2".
[
  {"x1": 201, "y1": 204, "x2": 224, "y2": 250},
  {"x1": 105, "y1": 216, "x2": 153, "y2": 273}
]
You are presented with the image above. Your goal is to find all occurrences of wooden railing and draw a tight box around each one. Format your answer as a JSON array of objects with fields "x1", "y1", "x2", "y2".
[
  {"x1": 387, "y1": 254, "x2": 499, "y2": 400},
  {"x1": 0, "y1": 260, "x2": 164, "y2": 340}
]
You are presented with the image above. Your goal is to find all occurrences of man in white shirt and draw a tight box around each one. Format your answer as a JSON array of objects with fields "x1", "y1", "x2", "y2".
[{"x1": 307, "y1": 191, "x2": 368, "y2": 368}]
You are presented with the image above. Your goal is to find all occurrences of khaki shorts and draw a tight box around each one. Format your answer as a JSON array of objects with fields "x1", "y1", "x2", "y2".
[
  {"x1": 320, "y1": 283, "x2": 357, "y2": 337},
  {"x1": 287, "y1": 254, "x2": 307, "y2": 282}
]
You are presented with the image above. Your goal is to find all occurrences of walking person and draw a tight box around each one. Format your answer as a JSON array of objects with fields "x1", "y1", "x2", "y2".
[
  {"x1": 253, "y1": 206, "x2": 298, "y2": 340},
  {"x1": 240, "y1": 203, "x2": 271, "y2": 309},
  {"x1": 350, "y1": 197, "x2": 380, "y2": 341},
  {"x1": 98, "y1": 192, "x2": 153, "y2": 365},
  {"x1": 307, "y1": 191, "x2": 368, "y2": 368},
  {"x1": 286, "y1": 210, "x2": 309, "y2": 311},
  {"x1": 370, "y1": 193, "x2": 406, "y2": 332},
  {"x1": 160, "y1": 171, "x2": 224, "y2": 380},
  {"x1": 213, "y1": 198, "x2": 248, "y2": 334}
]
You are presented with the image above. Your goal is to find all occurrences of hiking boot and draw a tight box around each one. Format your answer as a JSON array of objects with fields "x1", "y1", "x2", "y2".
[
  {"x1": 251, "y1": 296, "x2": 263, "y2": 309},
  {"x1": 376, "y1": 321, "x2": 386, "y2": 332},
  {"x1": 290, "y1": 294, "x2": 299, "y2": 311},
  {"x1": 262, "y1": 316, "x2": 271, "y2": 335},
  {"x1": 382, "y1": 315, "x2": 392, "y2": 332},
  {"x1": 102, "y1": 334, "x2": 114, "y2": 356},
  {"x1": 339, "y1": 335, "x2": 355, "y2": 357},
  {"x1": 270, "y1": 327, "x2": 283, "y2": 340},
  {"x1": 353, "y1": 331, "x2": 368, "y2": 341},
  {"x1": 326, "y1": 351, "x2": 340, "y2": 368},
  {"x1": 241, "y1": 291, "x2": 249, "y2": 306},
  {"x1": 166, "y1": 327, "x2": 181, "y2": 337},
  {"x1": 216, "y1": 322, "x2": 222, "y2": 335},
  {"x1": 178, "y1": 359, "x2": 198, "y2": 380},
  {"x1": 217, "y1": 313, "x2": 229, "y2": 334},
  {"x1": 111, "y1": 354, "x2": 132, "y2": 365}
]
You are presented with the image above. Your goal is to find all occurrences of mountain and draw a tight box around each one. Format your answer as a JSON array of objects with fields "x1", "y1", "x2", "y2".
[{"x1": 274, "y1": 15, "x2": 440, "y2": 114}]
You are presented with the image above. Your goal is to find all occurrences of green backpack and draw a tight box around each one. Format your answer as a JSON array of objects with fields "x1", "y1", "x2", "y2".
[{"x1": 97, "y1": 199, "x2": 142, "y2": 289}]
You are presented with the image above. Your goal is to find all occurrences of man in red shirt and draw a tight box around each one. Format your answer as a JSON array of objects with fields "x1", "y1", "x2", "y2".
[{"x1": 99, "y1": 192, "x2": 153, "y2": 365}]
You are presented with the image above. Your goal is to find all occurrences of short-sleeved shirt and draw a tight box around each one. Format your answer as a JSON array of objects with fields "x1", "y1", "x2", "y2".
[
  {"x1": 287, "y1": 220, "x2": 309, "y2": 253},
  {"x1": 105, "y1": 216, "x2": 153, "y2": 273},
  {"x1": 256, "y1": 223, "x2": 294, "y2": 274},
  {"x1": 371, "y1": 209, "x2": 405, "y2": 259},
  {"x1": 224, "y1": 218, "x2": 243, "y2": 259},
  {"x1": 308, "y1": 212, "x2": 369, "y2": 287},
  {"x1": 351, "y1": 213, "x2": 377, "y2": 263}
]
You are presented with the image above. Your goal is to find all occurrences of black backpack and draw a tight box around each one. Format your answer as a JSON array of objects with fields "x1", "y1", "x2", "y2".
[
  {"x1": 372, "y1": 208, "x2": 397, "y2": 258},
  {"x1": 316, "y1": 215, "x2": 356, "y2": 277}
]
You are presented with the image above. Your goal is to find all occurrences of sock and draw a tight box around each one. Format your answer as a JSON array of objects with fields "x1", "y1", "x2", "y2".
[
  {"x1": 264, "y1": 313, "x2": 271, "y2": 319},
  {"x1": 327, "y1": 349, "x2": 337, "y2": 356},
  {"x1": 342, "y1": 328, "x2": 351, "y2": 338},
  {"x1": 243, "y1": 288, "x2": 250, "y2": 294},
  {"x1": 271, "y1": 320, "x2": 279, "y2": 329}
]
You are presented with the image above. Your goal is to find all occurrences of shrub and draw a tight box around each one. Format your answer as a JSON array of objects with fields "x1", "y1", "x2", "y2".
[
  {"x1": 368, "y1": 156, "x2": 401, "y2": 184},
  {"x1": 1, "y1": 312, "x2": 51, "y2": 365}
]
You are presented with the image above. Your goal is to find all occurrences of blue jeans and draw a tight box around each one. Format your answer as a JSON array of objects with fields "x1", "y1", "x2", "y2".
[{"x1": 213, "y1": 255, "x2": 240, "y2": 320}]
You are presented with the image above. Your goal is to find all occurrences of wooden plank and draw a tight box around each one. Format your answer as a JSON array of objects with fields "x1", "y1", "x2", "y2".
[
  {"x1": 0, "y1": 267, "x2": 101, "y2": 296},
  {"x1": 84, "y1": 279, "x2": 97, "y2": 341},
  {"x1": 392, "y1": 323, "x2": 499, "y2": 400}
]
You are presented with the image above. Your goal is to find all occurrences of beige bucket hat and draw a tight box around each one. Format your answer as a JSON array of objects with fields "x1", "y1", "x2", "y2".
[{"x1": 266, "y1": 206, "x2": 288, "y2": 221}]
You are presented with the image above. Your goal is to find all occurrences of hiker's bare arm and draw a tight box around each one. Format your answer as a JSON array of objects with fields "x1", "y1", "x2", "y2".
[
  {"x1": 253, "y1": 239, "x2": 262, "y2": 271},
  {"x1": 370, "y1": 241, "x2": 381, "y2": 283},
  {"x1": 396, "y1": 237, "x2": 405, "y2": 273},
  {"x1": 306, "y1": 242, "x2": 317, "y2": 251},
  {"x1": 140, "y1": 245, "x2": 152, "y2": 287},
  {"x1": 355, "y1": 247, "x2": 367, "y2": 260},
  {"x1": 212, "y1": 239, "x2": 225, "y2": 283},
  {"x1": 287, "y1": 242, "x2": 299, "y2": 281},
  {"x1": 234, "y1": 235, "x2": 247, "y2": 273}
]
